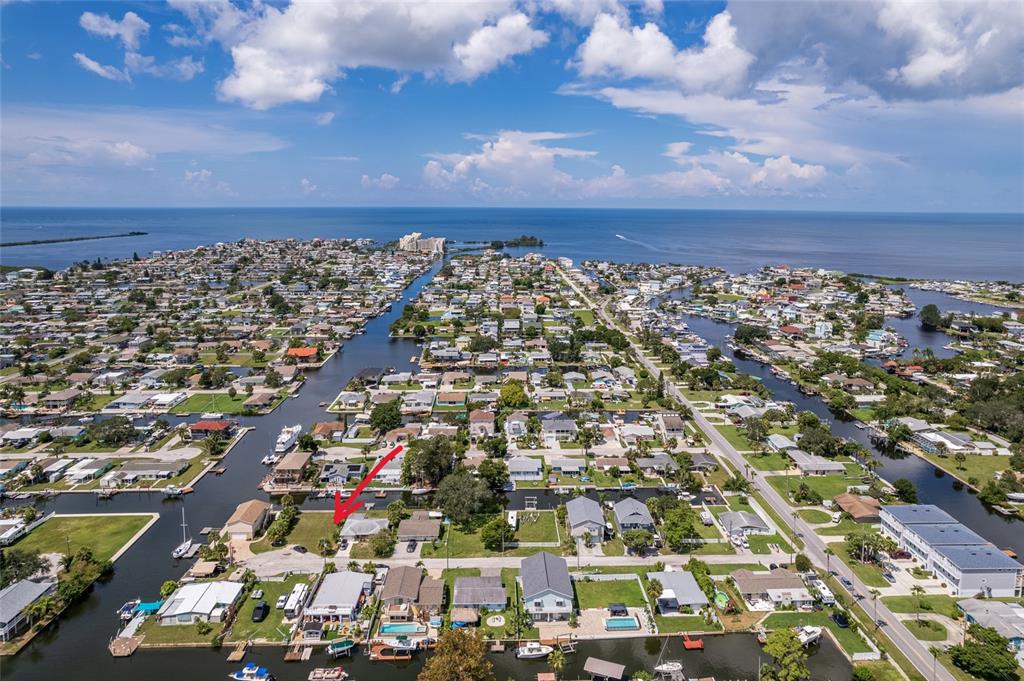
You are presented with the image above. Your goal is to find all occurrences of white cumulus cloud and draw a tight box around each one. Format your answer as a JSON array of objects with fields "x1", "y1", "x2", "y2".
[
  {"x1": 361, "y1": 173, "x2": 400, "y2": 190},
  {"x1": 80, "y1": 11, "x2": 150, "y2": 50},
  {"x1": 315, "y1": 112, "x2": 335, "y2": 126},
  {"x1": 73, "y1": 53, "x2": 129, "y2": 82}
]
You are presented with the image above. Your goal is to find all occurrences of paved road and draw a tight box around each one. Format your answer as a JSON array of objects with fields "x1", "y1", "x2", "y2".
[{"x1": 560, "y1": 268, "x2": 952, "y2": 681}]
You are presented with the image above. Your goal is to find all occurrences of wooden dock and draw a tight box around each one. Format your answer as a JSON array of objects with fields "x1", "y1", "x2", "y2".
[
  {"x1": 108, "y1": 636, "x2": 143, "y2": 657},
  {"x1": 226, "y1": 641, "x2": 249, "y2": 662},
  {"x1": 284, "y1": 644, "x2": 312, "y2": 662}
]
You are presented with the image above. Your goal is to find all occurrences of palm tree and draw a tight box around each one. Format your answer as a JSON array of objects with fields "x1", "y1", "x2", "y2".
[
  {"x1": 548, "y1": 649, "x2": 566, "y2": 679},
  {"x1": 870, "y1": 589, "x2": 881, "y2": 629},
  {"x1": 911, "y1": 584, "x2": 926, "y2": 624},
  {"x1": 824, "y1": 547, "x2": 834, "y2": 574}
]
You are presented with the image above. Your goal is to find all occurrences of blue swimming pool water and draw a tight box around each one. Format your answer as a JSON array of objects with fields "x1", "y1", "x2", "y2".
[
  {"x1": 380, "y1": 623, "x2": 425, "y2": 635},
  {"x1": 604, "y1": 616, "x2": 639, "y2": 631}
]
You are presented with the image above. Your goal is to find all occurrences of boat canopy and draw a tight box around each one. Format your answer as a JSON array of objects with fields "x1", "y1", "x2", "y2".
[{"x1": 136, "y1": 601, "x2": 162, "y2": 613}]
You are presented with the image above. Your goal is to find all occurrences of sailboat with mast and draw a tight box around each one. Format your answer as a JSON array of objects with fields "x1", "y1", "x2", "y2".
[{"x1": 171, "y1": 507, "x2": 193, "y2": 559}]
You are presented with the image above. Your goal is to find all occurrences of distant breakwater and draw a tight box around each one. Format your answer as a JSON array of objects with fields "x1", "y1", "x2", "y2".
[{"x1": 1, "y1": 231, "x2": 148, "y2": 248}]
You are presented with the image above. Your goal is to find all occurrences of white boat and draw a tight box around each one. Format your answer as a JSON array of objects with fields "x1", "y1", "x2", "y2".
[
  {"x1": 163, "y1": 485, "x2": 183, "y2": 498},
  {"x1": 515, "y1": 642, "x2": 554, "y2": 659},
  {"x1": 171, "y1": 507, "x2": 193, "y2": 559},
  {"x1": 275, "y1": 425, "x2": 302, "y2": 453},
  {"x1": 229, "y1": 663, "x2": 274, "y2": 681},
  {"x1": 410, "y1": 487, "x2": 431, "y2": 496},
  {"x1": 795, "y1": 625, "x2": 823, "y2": 646},
  {"x1": 261, "y1": 454, "x2": 281, "y2": 465},
  {"x1": 654, "y1": 662, "x2": 683, "y2": 674},
  {"x1": 201, "y1": 412, "x2": 224, "y2": 420}
]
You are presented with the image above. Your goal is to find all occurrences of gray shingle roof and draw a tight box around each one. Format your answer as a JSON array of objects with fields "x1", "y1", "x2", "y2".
[
  {"x1": 521, "y1": 551, "x2": 572, "y2": 600},
  {"x1": 0, "y1": 579, "x2": 55, "y2": 627},
  {"x1": 566, "y1": 496, "x2": 604, "y2": 529},
  {"x1": 882, "y1": 504, "x2": 957, "y2": 525}
]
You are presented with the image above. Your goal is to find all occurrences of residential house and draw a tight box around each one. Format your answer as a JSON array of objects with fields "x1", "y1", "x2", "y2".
[
  {"x1": 339, "y1": 514, "x2": 390, "y2": 540},
  {"x1": 507, "y1": 456, "x2": 543, "y2": 481},
  {"x1": 521, "y1": 552, "x2": 573, "y2": 621},
  {"x1": 396, "y1": 511, "x2": 441, "y2": 542},
  {"x1": 224, "y1": 499, "x2": 272, "y2": 540},
  {"x1": 565, "y1": 496, "x2": 606, "y2": 541},
  {"x1": 271, "y1": 450, "x2": 311, "y2": 485},
  {"x1": 832, "y1": 493, "x2": 881, "y2": 523},
  {"x1": 0, "y1": 579, "x2": 57, "y2": 641},
  {"x1": 788, "y1": 450, "x2": 846, "y2": 476},
  {"x1": 646, "y1": 571, "x2": 708, "y2": 614},
  {"x1": 732, "y1": 568, "x2": 814, "y2": 609},
  {"x1": 452, "y1": 575, "x2": 507, "y2": 612},
  {"x1": 468, "y1": 410, "x2": 496, "y2": 439},
  {"x1": 156, "y1": 581, "x2": 244, "y2": 625},
  {"x1": 613, "y1": 498, "x2": 656, "y2": 533},
  {"x1": 718, "y1": 510, "x2": 771, "y2": 536},
  {"x1": 304, "y1": 571, "x2": 373, "y2": 623},
  {"x1": 958, "y1": 599, "x2": 1024, "y2": 651}
]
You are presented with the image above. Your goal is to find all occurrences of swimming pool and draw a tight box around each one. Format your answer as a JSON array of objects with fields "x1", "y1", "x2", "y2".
[
  {"x1": 604, "y1": 616, "x2": 640, "y2": 631},
  {"x1": 379, "y1": 623, "x2": 426, "y2": 635}
]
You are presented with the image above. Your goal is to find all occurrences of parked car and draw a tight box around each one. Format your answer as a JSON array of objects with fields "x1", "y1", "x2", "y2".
[
  {"x1": 252, "y1": 601, "x2": 269, "y2": 622},
  {"x1": 275, "y1": 594, "x2": 287, "y2": 609},
  {"x1": 339, "y1": 538, "x2": 349, "y2": 550},
  {"x1": 840, "y1": 576, "x2": 854, "y2": 589},
  {"x1": 883, "y1": 572, "x2": 896, "y2": 584},
  {"x1": 293, "y1": 545, "x2": 308, "y2": 554},
  {"x1": 406, "y1": 540, "x2": 417, "y2": 553},
  {"x1": 251, "y1": 589, "x2": 264, "y2": 600},
  {"x1": 831, "y1": 612, "x2": 850, "y2": 628}
]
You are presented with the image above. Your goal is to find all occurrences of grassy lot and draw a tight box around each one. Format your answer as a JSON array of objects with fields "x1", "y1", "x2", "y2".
[
  {"x1": 229, "y1": 575, "x2": 313, "y2": 642},
  {"x1": 574, "y1": 577, "x2": 646, "y2": 609},
  {"x1": 250, "y1": 511, "x2": 335, "y2": 554},
  {"x1": 748, "y1": 534, "x2": 793, "y2": 555},
  {"x1": 514, "y1": 511, "x2": 559, "y2": 543},
  {"x1": 905, "y1": 619, "x2": 948, "y2": 641},
  {"x1": 81, "y1": 393, "x2": 119, "y2": 410},
  {"x1": 834, "y1": 542, "x2": 890, "y2": 588},
  {"x1": 745, "y1": 451, "x2": 792, "y2": 471},
  {"x1": 919, "y1": 451, "x2": 1010, "y2": 487},
  {"x1": 601, "y1": 537, "x2": 625, "y2": 556},
  {"x1": 767, "y1": 474, "x2": 855, "y2": 503},
  {"x1": 574, "y1": 310, "x2": 595, "y2": 325},
  {"x1": 798, "y1": 509, "x2": 833, "y2": 523},
  {"x1": 138, "y1": 619, "x2": 219, "y2": 646},
  {"x1": 420, "y1": 521, "x2": 553, "y2": 559},
  {"x1": 170, "y1": 393, "x2": 250, "y2": 414},
  {"x1": 12, "y1": 514, "x2": 151, "y2": 562},
  {"x1": 817, "y1": 518, "x2": 874, "y2": 536},
  {"x1": 707, "y1": 563, "x2": 767, "y2": 576},
  {"x1": 716, "y1": 425, "x2": 756, "y2": 451},
  {"x1": 655, "y1": 615, "x2": 718, "y2": 633},
  {"x1": 854, "y1": 661, "x2": 904, "y2": 681},
  {"x1": 881, "y1": 595, "x2": 962, "y2": 619},
  {"x1": 762, "y1": 610, "x2": 871, "y2": 655}
]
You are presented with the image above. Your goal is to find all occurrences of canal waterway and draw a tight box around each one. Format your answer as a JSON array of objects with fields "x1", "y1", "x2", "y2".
[{"x1": 656, "y1": 287, "x2": 1024, "y2": 557}]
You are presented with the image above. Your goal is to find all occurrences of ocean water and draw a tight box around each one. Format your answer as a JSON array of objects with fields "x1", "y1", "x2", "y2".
[{"x1": 1, "y1": 207, "x2": 1021, "y2": 279}]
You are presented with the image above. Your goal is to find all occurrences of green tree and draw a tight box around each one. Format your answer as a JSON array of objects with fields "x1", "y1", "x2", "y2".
[
  {"x1": 478, "y1": 458, "x2": 509, "y2": 493},
  {"x1": 387, "y1": 500, "x2": 409, "y2": 528},
  {"x1": 892, "y1": 478, "x2": 918, "y2": 503},
  {"x1": 548, "y1": 649, "x2": 566, "y2": 679},
  {"x1": 949, "y1": 624, "x2": 1020, "y2": 681},
  {"x1": 497, "y1": 382, "x2": 530, "y2": 410},
  {"x1": 160, "y1": 580, "x2": 179, "y2": 599},
  {"x1": 919, "y1": 304, "x2": 943, "y2": 331},
  {"x1": 622, "y1": 529, "x2": 654, "y2": 555},
  {"x1": 417, "y1": 628, "x2": 494, "y2": 681},
  {"x1": 761, "y1": 627, "x2": 810, "y2": 681},
  {"x1": 435, "y1": 471, "x2": 492, "y2": 526},
  {"x1": 369, "y1": 529, "x2": 397, "y2": 558},
  {"x1": 794, "y1": 553, "x2": 812, "y2": 572},
  {"x1": 370, "y1": 399, "x2": 402, "y2": 435},
  {"x1": 480, "y1": 515, "x2": 515, "y2": 551},
  {"x1": 403, "y1": 436, "x2": 456, "y2": 486}
]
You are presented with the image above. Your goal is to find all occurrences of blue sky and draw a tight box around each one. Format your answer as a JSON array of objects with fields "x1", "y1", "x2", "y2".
[{"x1": 1, "y1": 0, "x2": 1021, "y2": 211}]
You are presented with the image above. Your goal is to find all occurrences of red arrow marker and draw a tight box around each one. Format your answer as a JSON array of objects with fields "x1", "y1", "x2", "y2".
[{"x1": 333, "y1": 444, "x2": 404, "y2": 524}]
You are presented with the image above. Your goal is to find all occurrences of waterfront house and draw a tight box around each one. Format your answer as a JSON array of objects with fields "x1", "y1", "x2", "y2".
[
  {"x1": 732, "y1": 568, "x2": 813, "y2": 610},
  {"x1": 635, "y1": 454, "x2": 679, "y2": 477},
  {"x1": 550, "y1": 457, "x2": 585, "y2": 477},
  {"x1": 319, "y1": 462, "x2": 365, "y2": 486},
  {"x1": 189, "y1": 419, "x2": 235, "y2": 439},
  {"x1": 304, "y1": 571, "x2": 373, "y2": 623},
  {"x1": 612, "y1": 498, "x2": 656, "y2": 533},
  {"x1": 224, "y1": 499, "x2": 272, "y2": 540},
  {"x1": 157, "y1": 581, "x2": 244, "y2": 625},
  {"x1": 507, "y1": 456, "x2": 543, "y2": 481},
  {"x1": 452, "y1": 575, "x2": 507, "y2": 612},
  {"x1": 40, "y1": 388, "x2": 84, "y2": 411},
  {"x1": 521, "y1": 552, "x2": 573, "y2": 621},
  {"x1": 333, "y1": 391, "x2": 365, "y2": 410},
  {"x1": 271, "y1": 450, "x2": 311, "y2": 486},
  {"x1": 565, "y1": 496, "x2": 606, "y2": 541},
  {"x1": 766, "y1": 433, "x2": 799, "y2": 452},
  {"x1": 379, "y1": 566, "x2": 424, "y2": 608},
  {"x1": 646, "y1": 570, "x2": 708, "y2": 614},
  {"x1": 243, "y1": 392, "x2": 276, "y2": 410},
  {"x1": 788, "y1": 449, "x2": 846, "y2": 476},
  {"x1": 0, "y1": 579, "x2": 57, "y2": 641},
  {"x1": 657, "y1": 413, "x2": 687, "y2": 439},
  {"x1": 541, "y1": 418, "x2": 577, "y2": 443}
]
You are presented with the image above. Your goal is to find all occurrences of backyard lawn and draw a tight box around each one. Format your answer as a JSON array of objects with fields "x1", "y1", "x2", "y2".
[
  {"x1": 250, "y1": 511, "x2": 336, "y2": 554},
  {"x1": 514, "y1": 511, "x2": 559, "y2": 543},
  {"x1": 762, "y1": 610, "x2": 871, "y2": 655},
  {"x1": 747, "y1": 533, "x2": 792, "y2": 555},
  {"x1": 170, "y1": 393, "x2": 250, "y2": 415},
  {"x1": 744, "y1": 451, "x2": 792, "y2": 471},
  {"x1": 137, "y1": 619, "x2": 219, "y2": 646},
  {"x1": 574, "y1": 577, "x2": 646, "y2": 609},
  {"x1": 229, "y1": 575, "x2": 314, "y2": 642},
  {"x1": 12, "y1": 514, "x2": 151, "y2": 562},
  {"x1": 655, "y1": 615, "x2": 717, "y2": 633},
  {"x1": 421, "y1": 521, "x2": 552, "y2": 559},
  {"x1": 797, "y1": 509, "x2": 832, "y2": 524}
]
